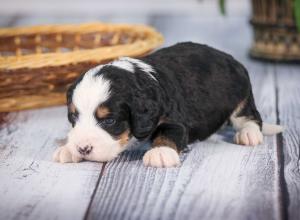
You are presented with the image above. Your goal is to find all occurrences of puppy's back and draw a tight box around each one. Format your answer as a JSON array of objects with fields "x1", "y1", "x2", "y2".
[{"x1": 142, "y1": 42, "x2": 252, "y2": 140}]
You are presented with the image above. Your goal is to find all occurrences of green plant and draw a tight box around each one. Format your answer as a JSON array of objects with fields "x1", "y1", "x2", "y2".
[
  {"x1": 218, "y1": 0, "x2": 300, "y2": 31},
  {"x1": 295, "y1": 0, "x2": 300, "y2": 31},
  {"x1": 219, "y1": 0, "x2": 225, "y2": 15}
]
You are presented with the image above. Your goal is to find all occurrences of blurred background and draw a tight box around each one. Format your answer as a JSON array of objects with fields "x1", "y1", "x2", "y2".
[
  {"x1": 2, "y1": 0, "x2": 299, "y2": 62},
  {"x1": 0, "y1": 0, "x2": 250, "y2": 56},
  {"x1": 0, "y1": 0, "x2": 247, "y2": 17},
  {"x1": 1, "y1": 0, "x2": 258, "y2": 112}
]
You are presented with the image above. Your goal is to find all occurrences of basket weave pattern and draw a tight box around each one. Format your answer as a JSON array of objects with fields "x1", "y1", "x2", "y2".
[
  {"x1": 0, "y1": 23, "x2": 163, "y2": 112},
  {"x1": 250, "y1": 0, "x2": 300, "y2": 61}
]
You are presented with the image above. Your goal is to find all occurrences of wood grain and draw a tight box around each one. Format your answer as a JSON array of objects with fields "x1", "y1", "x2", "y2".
[
  {"x1": 0, "y1": 107, "x2": 103, "y2": 220},
  {"x1": 85, "y1": 16, "x2": 281, "y2": 220},
  {"x1": 0, "y1": 16, "x2": 106, "y2": 220},
  {"x1": 276, "y1": 64, "x2": 300, "y2": 220}
]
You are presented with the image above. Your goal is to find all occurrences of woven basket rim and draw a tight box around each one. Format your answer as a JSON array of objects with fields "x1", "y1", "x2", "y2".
[
  {"x1": 0, "y1": 22, "x2": 157, "y2": 36},
  {"x1": 0, "y1": 22, "x2": 164, "y2": 70}
]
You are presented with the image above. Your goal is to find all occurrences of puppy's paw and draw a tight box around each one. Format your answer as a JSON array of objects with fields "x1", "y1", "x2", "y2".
[
  {"x1": 234, "y1": 127, "x2": 263, "y2": 146},
  {"x1": 53, "y1": 146, "x2": 82, "y2": 163},
  {"x1": 143, "y1": 146, "x2": 180, "y2": 168}
]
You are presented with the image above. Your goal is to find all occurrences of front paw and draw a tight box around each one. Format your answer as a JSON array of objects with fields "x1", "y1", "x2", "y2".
[
  {"x1": 53, "y1": 146, "x2": 82, "y2": 163},
  {"x1": 143, "y1": 146, "x2": 180, "y2": 168},
  {"x1": 234, "y1": 127, "x2": 263, "y2": 146}
]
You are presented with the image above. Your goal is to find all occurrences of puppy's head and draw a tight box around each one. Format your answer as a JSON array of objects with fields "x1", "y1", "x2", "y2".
[{"x1": 65, "y1": 58, "x2": 160, "y2": 162}]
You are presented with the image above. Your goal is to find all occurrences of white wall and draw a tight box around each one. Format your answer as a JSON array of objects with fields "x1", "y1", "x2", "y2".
[{"x1": 0, "y1": 0, "x2": 248, "y2": 16}]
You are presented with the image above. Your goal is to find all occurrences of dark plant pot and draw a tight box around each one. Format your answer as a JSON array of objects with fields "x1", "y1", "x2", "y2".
[{"x1": 250, "y1": 0, "x2": 300, "y2": 62}]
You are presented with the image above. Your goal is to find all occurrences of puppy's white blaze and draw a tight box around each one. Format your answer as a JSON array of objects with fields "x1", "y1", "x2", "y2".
[
  {"x1": 68, "y1": 65, "x2": 124, "y2": 162},
  {"x1": 73, "y1": 67, "x2": 110, "y2": 116},
  {"x1": 110, "y1": 59, "x2": 135, "y2": 72},
  {"x1": 120, "y1": 57, "x2": 154, "y2": 73},
  {"x1": 120, "y1": 57, "x2": 157, "y2": 81}
]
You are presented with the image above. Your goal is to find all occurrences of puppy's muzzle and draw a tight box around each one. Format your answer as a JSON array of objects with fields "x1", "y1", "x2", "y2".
[{"x1": 77, "y1": 145, "x2": 93, "y2": 155}]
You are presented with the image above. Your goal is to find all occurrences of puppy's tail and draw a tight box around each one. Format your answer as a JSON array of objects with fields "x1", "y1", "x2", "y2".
[{"x1": 262, "y1": 123, "x2": 284, "y2": 136}]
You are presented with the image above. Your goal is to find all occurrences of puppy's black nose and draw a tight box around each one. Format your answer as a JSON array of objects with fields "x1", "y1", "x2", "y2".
[{"x1": 78, "y1": 145, "x2": 93, "y2": 155}]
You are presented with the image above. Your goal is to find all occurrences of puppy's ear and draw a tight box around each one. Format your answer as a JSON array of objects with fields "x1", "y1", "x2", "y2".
[
  {"x1": 129, "y1": 95, "x2": 160, "y2": 139},
  {"x1": 66, "y1": 85, "x2": 74, "y2": 105},
  {"x1": 66, "y1": 73, "x2": 85, "y2": 105}
]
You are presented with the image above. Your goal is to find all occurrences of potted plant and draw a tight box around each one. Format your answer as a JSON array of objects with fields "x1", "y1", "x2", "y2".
[{"x1": 220, "y1": 0, "x2": 300, "y2": 62}]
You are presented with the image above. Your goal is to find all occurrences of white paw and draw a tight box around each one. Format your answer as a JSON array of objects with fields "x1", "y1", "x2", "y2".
[
  {"x1": 143, "y1": 146, "x2": 180, "y2": 168},
  {"x1": 53, "y1": 146, "x2": 82, "y2": 163},
  {"x1": 234, "y1": 126, "x2": 263, "y2": 146}
]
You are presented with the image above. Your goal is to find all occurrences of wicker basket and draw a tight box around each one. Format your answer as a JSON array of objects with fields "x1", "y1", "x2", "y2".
[
  {"x1": 250, "y1": 0, "x2": 300, "y2": 61},
  {"x1": 0, "y1": 22, "x2": 163, "y2": 112}
]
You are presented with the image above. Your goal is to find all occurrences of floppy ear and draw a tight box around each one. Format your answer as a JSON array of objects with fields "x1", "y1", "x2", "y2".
[
  {"x1": 129, "y1": 93, "x2": 160, "y2": 139},
  {"x1": 66, "y1": 73, "x2": 85, "y2": 105},
  {"x1": 66, "y1": 85, "x2": 75, "y2": 105}
]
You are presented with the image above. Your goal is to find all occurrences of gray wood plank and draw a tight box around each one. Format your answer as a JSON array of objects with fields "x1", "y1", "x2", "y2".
[
  {"x1": 0, "y1": 107, "x2": 104, "y2": 220},
  {"x1": 276, "y1": 64, "x2": 300, "y2": 220},
  {"x1": 0, "y1": 15, "x2": 106, "y2": 218},
  {"x1": 85, "y1": 13, "x2": 281, "y2": 220}
]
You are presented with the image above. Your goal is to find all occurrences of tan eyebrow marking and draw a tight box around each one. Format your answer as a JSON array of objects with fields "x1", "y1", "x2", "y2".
[
  {"x1": 96, "y1": 106, "x2": 110, "y2": 118},
  {"x1": 152, "y1": 136, "x2": 178, "y2": 152}
]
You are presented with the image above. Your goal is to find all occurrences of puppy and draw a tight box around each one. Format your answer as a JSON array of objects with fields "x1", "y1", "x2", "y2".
[{"x1": 53, "y1": 42, "x2": 283, "y2": 167}]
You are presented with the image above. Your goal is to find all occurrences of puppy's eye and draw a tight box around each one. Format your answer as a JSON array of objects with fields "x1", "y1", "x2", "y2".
[{"x1": 102, "y1": 118, "x2": 116, "y2": 126}]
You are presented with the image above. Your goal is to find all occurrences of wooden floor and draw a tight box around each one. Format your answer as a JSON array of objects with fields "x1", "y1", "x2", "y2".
[{"x1": 0, "y1": 2, "x2": 300, "y2": 220}]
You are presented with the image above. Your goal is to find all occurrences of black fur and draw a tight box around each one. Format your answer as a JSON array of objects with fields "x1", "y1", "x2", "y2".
[
  {"x1": 67, "y1": 42, "x2": 262, "y2": 152},
  {"x1": 151, "y1": 122, "x2": 188, "y2": 152}
]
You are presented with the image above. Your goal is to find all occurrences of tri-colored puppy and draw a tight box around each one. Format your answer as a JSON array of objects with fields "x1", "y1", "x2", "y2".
[{"x1": 53, "y1": 42, "x2": 283, "y2": 167}]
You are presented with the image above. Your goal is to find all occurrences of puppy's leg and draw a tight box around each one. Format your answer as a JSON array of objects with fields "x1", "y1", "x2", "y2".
[
  {"x1": 143, "y1": 122, "x2": 187, "y2": 168},
  {"x1": 53, "y1": 144, "x2": 82, "y2": 163},
  {"x1": 230, "y1": 91, "x2": 263, "y2": 146}
]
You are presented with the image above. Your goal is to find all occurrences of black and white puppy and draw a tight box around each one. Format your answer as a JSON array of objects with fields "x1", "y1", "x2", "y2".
[{"x1": 53, "y1": 42, "x2": 283, "y2": 167}]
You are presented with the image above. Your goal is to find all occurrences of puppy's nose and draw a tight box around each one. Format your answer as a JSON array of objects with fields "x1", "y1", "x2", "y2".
[{"x1": 78, "y1": 145, "x2": 93, "y2": 155}]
